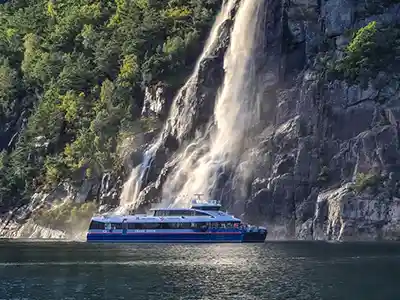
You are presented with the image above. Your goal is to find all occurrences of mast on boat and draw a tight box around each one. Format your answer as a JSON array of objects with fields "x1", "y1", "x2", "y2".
[{"x1": 193, "y1": 193, "x2": 203, "y2": 203}]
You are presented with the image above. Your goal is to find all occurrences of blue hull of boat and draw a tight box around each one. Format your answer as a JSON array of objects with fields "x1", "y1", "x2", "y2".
[{"x1": 86, "y1": 232, "x2": 243, "y2": 243}]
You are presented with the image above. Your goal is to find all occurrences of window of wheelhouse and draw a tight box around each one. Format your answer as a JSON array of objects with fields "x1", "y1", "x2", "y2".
[
  {"x1": 89, "y1": 221, "x2": 105, "y2": 230},
  {"x1": 153, "y1": 210, "x2": 165, "y2": 216},
  {"x1": 194, "y1": 206, "x2": 220, "y2": 211},
  {"x1": 154, "y1": 209, "x2": 207, "y2": 216},
  {"x1": 194, "y1": 211, "x2": 210, "y2": 216}
]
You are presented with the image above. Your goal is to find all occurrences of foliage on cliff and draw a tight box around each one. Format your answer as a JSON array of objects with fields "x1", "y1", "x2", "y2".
[
  {"x1": 334, "y1": 21, "x2": 400, "y2": 84},
  {"x1": 0, "y1": 0, "x2": 221, "y2": 211},
  {"x1": 352, "y1": 171, "x2": 383, "y2": 194}
]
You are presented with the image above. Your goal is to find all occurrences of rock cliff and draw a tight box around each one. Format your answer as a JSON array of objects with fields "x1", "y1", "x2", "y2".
[
  {"x1": 2, "y1": 0, "x2": 400, "y2": 241},
  {"x1": 129, "y1": 0, "x2": 400, "y2": 241}
]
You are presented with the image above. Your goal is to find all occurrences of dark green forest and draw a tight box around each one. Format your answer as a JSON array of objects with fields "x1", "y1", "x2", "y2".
[{"x1": 0, "y1": 0, "x2": 221, "y2": 212}]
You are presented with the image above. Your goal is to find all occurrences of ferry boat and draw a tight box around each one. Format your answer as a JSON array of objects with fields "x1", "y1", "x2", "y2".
[{"x1": 86, "y1": 197, "x2": 267, "y2": 243}]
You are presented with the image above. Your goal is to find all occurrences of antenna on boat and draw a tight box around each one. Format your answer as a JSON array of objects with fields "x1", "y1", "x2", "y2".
[{"x1": 193, "y1": 193, "x2": 203, "y2": 202}]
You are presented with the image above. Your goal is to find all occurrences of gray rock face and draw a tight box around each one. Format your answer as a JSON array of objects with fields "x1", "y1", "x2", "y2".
[
  {"x1": 313, "y1": 184, "x2": 400, "y2": 241},
  {"x1": 0, "y1": 170, "x2": 124, "y2": 239},
  {"x1": 141, "y1": 83, "x2": 172, "y2": 119},
  {"x1": 13, "y1": 0, "x2": 399, "y2": 241},
  {"x1": 0, "y1": 219, "x2": 66, "y2": 239},
  {"x1": 122, "y1": 0, "x2": 240, "y2": 209},
  {"x1": 322, "y1": 0, "x2": 355, "y2": 37},
  {"x1": 166, "y1": 15, "x2": 235, "y2": 143},
  {"x1": 126, "y1": 0, "x2": 400, "y2": 241},
  {"x1": 233, "y1": 0, "x2": 400, "y2": 241}
]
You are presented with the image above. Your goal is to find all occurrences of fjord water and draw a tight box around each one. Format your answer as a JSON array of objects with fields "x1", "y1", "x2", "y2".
[{"x1": 1, "y1": 241, "x2": 399, "y2": 300}]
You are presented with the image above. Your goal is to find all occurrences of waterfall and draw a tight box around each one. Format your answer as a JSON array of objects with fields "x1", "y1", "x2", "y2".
[
  {"x1": 117, "y1": 142, "x2": 158, "y2": 214},
  {"x1": 161, "y1": 0, "x2": 266, "y2": 207},
  {"x1": 117, "y1": 0, "x2": 238, "y2": 212}
]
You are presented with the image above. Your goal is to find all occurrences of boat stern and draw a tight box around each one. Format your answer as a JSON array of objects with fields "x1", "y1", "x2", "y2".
[{"x1": 242, "y1": 226, "x2": 267, "y2": 243}]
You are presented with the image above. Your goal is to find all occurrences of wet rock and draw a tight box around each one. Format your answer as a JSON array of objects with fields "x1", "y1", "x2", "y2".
[
  {"x1": 322, "y1": 0, "x2": 355, "y2": 37},
  {"x1": 274, "y1": 155, "x2": 295, "y2": 175},
  {"x1": 98, "y1": 173, "x2": 122, "y2": 206},
  {"x1": 288, "y1": 20, "x2": 305, "y2": 44},
  {"x1": 312, "y1": 184, "x2": 400, "y2": 241},
  {"x1": 135, "y1": 183, "x2": 160, "y2": 213},
  {"x1": 296, "y1": 218, "x2": 313, "y2": 240},
  {"x1": 166, "y1": 7, "x2": 236, "y2": 142},
  {"x1": 141, "y1": 83, "x2": 173, "y2": 119},
  {"x1": 297, "y1": 187, "x2": 318, "y2": 223},
  {"x1": 335, "y1": 35, "x2": 350, "y2": 50},
  {"x1": 164, "y1": 134, "x2": 179, "y2": 152}
]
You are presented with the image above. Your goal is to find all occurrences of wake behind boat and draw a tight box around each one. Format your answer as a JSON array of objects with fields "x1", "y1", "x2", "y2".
[{"x1": 86, "y1": 196, "x2": 267, "y2": 243}]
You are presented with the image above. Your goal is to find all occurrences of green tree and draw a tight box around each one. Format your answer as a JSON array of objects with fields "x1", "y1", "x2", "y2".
[{"x1": 0, "y1": 0, "x2": 222, "y2": 210}]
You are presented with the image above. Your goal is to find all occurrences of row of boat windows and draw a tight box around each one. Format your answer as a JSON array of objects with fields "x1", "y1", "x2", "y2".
[
  {"x1": 153, "y1": 210, "x2": 210, "y2": 217},
  {"x1": 89, "y1": 221, "x2": 240, "y2": 230},
  {"x1": 191, "y1": 206, "x2": 220, "y2": 211}
]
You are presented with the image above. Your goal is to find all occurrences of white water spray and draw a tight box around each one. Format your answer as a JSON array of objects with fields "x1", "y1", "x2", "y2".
[
  {"x1": 118, "y1": 142, "x2": 158, "y2": 213},
  {"x1": 162, "y1": 0, "x2": 265, "y2": 207},
  {"x1": 117, "y1": 1, "x2": 237, "y2": 212}
]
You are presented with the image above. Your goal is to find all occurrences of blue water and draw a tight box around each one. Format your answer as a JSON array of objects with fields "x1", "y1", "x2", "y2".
[{"x1": 0, "y1": 240, "x2": 399, "y2": 300}]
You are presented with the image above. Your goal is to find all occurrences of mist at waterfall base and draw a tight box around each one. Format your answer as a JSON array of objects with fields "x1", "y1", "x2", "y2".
[{"x1": 119, "y1": 0, "x2": 267, "y2": 214}]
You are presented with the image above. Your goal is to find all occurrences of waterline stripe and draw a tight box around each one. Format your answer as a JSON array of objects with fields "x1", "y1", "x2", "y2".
[{"x1": 87, "y1": 232, "x2": 242, "y2": 235}]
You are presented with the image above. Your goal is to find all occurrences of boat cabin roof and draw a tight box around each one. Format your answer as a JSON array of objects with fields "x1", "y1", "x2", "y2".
[
  {"x1": 150, "y1": 207, "x2": 220, "y2": 211},
  {"x1": 91, "y1": 207, "x2": 241, "y2": 223},
  {"x1": 90, "y1": 197, "x2": 240, "y2": 224}
]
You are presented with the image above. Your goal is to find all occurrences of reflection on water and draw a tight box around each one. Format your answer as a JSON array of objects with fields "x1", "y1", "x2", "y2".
[{"x1": 0, "y1": 240, "x2": 399, "y2": 300}]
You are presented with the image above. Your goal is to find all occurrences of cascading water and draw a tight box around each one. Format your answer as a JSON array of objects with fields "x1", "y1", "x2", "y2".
[
  {"x1": 118, "y1": 142, "x2": 158, "y2": 214},
  {"x1": 161, "y1": 0, "x2": 266, "y2": 208},
  {"x1": 117, "y1": 0, "x2": 238, "y2": 212}
]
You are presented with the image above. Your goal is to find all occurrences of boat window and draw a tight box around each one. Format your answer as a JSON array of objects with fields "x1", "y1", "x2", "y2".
[
  {"x1": 127, "y1": 223, "x2": 160, "y2": 229},
  {"x1": 180, "y1": 222, "x2": 192, "y2": 229},
  {"x1": 124, "y1": 221, "x2": 240, "y2": 230},
  {"x1": 166, "y1": 223, "x2": 179, "y2": 229},
  {"x1": 208, "y1": 221, "x2": 240, "y2": 228},
  {"x1": 128, "y1": 223, "x2": 136, "y2": 229},
  {"x1": 191, "y1": 222, "x2": 207, "y2": 229},
  {"x1": 170, "y1": 210, "x2": 192, "y2": 216},
  {"x1": 143, "y1": 223, "x2": 162, "y2": 229},
  {"x1": 154, "y1": 210, "x2": 197, "y2": 217},
  {"x1": 89, "y1": 221, "x2": 105, "y2": 230},
  {"x1": 128, "y1": 223, "x2": 171, "y2": 229},
  {"x1": 111, "y1": 223, "x2": 123, "y2": 229},
  {"x1": 194, "y1": 206, "x2": 220, "y2": 211},
  {"x1": 209, "y1": 222, "x2": 218, "y2": 229},
  {"x1": 194, "y1": 211, "x2": 210, "y2": 216},
  {"x1": 154, "y1": 210, "x2": 167, "y2": 216},
  {"x1": 159, "y1": 223, "x2": 170, "y2": 229},
  {"x1": 163, "y1": 222, "x2": 192, "y2": 229}
]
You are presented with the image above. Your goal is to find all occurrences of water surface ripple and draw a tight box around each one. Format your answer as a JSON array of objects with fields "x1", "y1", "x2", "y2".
[{"x1": 0, "y1": 240, "x2": 399, "y2": 300}]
